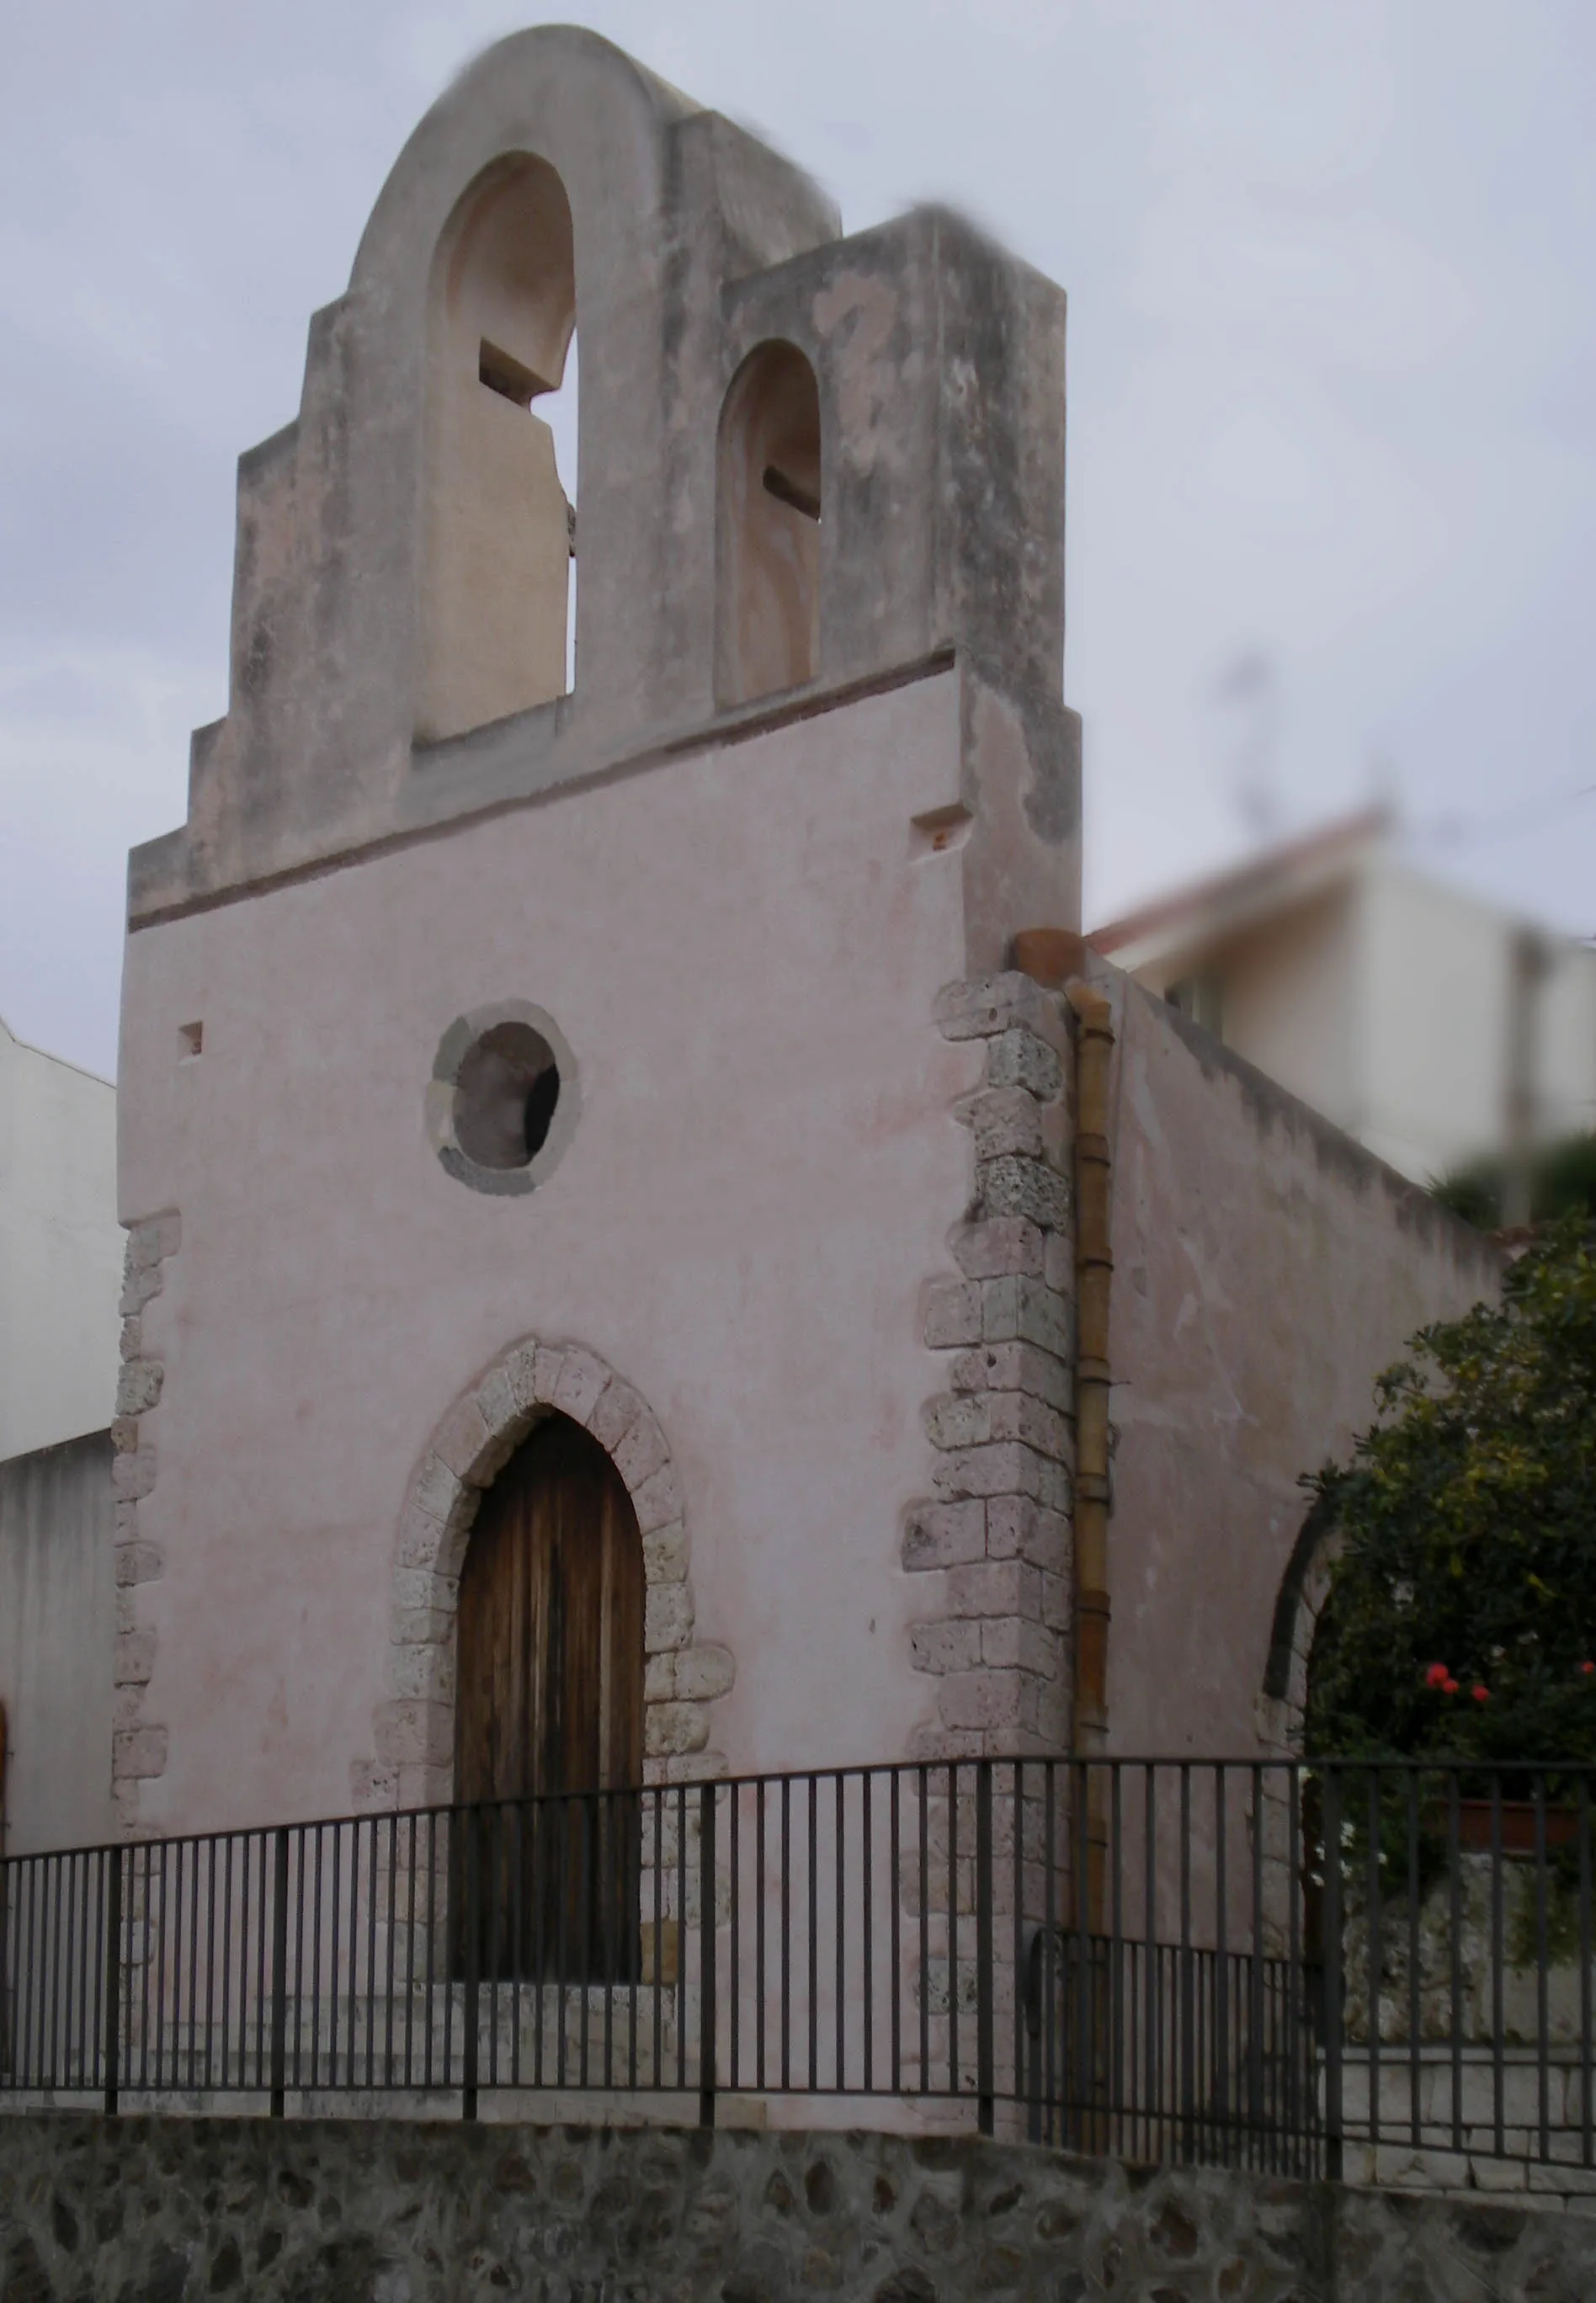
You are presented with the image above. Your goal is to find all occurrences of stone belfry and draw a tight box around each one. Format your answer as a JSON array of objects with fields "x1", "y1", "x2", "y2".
[{"x1": 114, "y1": 26, "x2": 1081, "y2": 1837}]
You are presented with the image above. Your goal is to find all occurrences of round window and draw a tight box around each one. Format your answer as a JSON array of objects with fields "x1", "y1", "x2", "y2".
[{"x1": 426, "y1": 1002, "x2": 579, "y2": 1196}]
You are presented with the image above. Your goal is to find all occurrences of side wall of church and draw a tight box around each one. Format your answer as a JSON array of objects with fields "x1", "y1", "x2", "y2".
[
  {"x1": 1102, "y1": 974, "x2": 1503, "y2": 1759},
  {"x1": 114, "y1": 671, "x2": 1002, "y2": 1834}
]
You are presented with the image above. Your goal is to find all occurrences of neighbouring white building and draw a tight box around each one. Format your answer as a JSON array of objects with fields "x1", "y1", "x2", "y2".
[
  {"x1": 1091, "y1": 809, "x2": 1596, "y2": 1188},
  {"x1": 0, "y1": 1012, "x2": 121, "y2": 1854},
  {"x1": 0, "y1": 1010, "x2": 121, "y2": 1460}
]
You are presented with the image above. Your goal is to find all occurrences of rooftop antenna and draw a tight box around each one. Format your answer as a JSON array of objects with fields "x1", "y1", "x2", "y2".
[{"x1": 1214, "y1": 649, "x2": 1280, "y2": 842}]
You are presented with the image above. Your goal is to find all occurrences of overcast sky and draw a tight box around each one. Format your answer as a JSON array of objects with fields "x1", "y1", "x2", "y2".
[{"x1": 3, "y1": 0, "x2": 1593, "y2": 1078}]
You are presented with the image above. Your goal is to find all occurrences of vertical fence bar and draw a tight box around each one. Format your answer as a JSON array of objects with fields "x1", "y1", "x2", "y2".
[
  {"x1": 756, "y1": 1779, "x2": 768, "y2": 2093},
  {"x1": 1535, "y1": 1776, "x2": 1551, "y2": 2163},
  {"x1": 834, "y1": 1774, "x2": 845, "y2": 2095},
  {"x1": 1248, "y1": 1764, "x2": 1264, "y2": 2162},
  {"x1": 676, "y1": 1784, "x2": 688, "y2": 2094},
  {"x1": 1285, "y1": 1766, "x2": 1305, "y2": 2171},
  {"x1": 781, "y1": 1776, "x2": 791, "y2": 2093},
  {"x1": 1137, "y1": 1768, "x2": 1151, "y2": 2164},
  {"x1": 364, "y1": 1816, "x2": 379, "y2": 2092},
  {"x1": 917, "y1": 1767, "x2": 928, "y2": 2097},
  {"x1": 203, "y1": 1837, "x2": 218, "y2": 2095},
  {"x1": 699, "y1": 1780, "x2": 717, "y2": 2128},
  {"x1": 222, "y1": 1838, "x2": 236, "y2": 2092},
  {"x1": 383, "y1": 1813, "x2": 398, "y2": 2093},
  {"x1": 863, "y1": 1771, "x2": 875, "y2": 2097},
  {"x1": 0, "y1": 1852, "x2": 9, "y2": 2091},
  {"x1": 1072, "y1": 1760, "x2": 1091, "y2": 2156},
  {"x1": 807, "y1": 1776, "x2": 819, "y2": 2093},
  {"x1": 1109, "y1": 1765, "x2": 1125, "y2": 2164},
  {"x1": 1214, "y1": 1764, "x2": 1229, "y2": 2157},
  {"x1": 1041, "y1": 1760, "x2": 1057, "y2": 2142},
  {"x1": 651, "y1": 1788, "x2": 663, "y2": 2096},
  {"x1": 153, "y1": 1841, "x2": 168, "y2": 2093},
  {"x1": 185, "y1": 1839, "x2": 200, "y2": 2092},
  {"x1": 88, "y1": 1850, "x2": 105, "y2": 2104},
  {"x1": 1322, "y1": 1768, "x2": 1343, "y2": 2184},
  {"x1": 269, "y1": 1827, "x2": 290, "y2": 2118},
  {"x1": 461, "y1": 1807, "x2": 480, "y2": 2120},
  {"x1": 890, "y1": 1769, "x2": 902, "y2": 2094},
  {"x1": 1581, "y1": 1779, "x2": 1593, "y2": 2172},
  {"x1": 48, "y1": 1854, "x2": 64, "y2": 2094},
  {"x1": 1365, "y1": 1768, "x2": 1381, "y2": 2157},
  {"x1": 948, "y1": 1763, "x2": 960, "y2": 2104},
  {"x1": 1011, "y1": 1761, "x2": 1025, "y2": 2118},
  {"x1": 729, "y1": 1781, "x2": 741, "y2": 2093},
  {"x1": 1491, "y1": 1779, "x2": 1505, "y2": 2160},
  {"x1": 577, "y1": 1796, "x2": 591, "y2": 2090},
  {"x1": 976, "y1": 1758, "x2": 994, "y2": 2135},
  {"x1": 1446, "y1": 1773, "x2": 1463, "y2": 2155},
  {"x1": 103, "y1": 1845, "x2": 122, "y2": 2117},
  {"x1": 1406, "y1": 1772, "x2": 1421, "y2": 2151},
  {"x1": 1169, "y1": 1759, "x2": 1178, "y2": 2155},
  {"x1": 403, "y1": 1817, "x2": 418, "y2": 2090}
]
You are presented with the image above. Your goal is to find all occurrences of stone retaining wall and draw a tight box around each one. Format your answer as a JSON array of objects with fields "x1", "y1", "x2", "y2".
[{"x1": 3, "y1": 2115, "x2": 1595, "y2": 2301}]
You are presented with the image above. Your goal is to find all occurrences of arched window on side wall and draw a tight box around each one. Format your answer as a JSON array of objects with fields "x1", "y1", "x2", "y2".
[
  {"x1": 418, "y1": 155, "x2": 577, "y2": 744},
  {"x1": 716, "y1": 341, "x2": 821, "y2": 708}
]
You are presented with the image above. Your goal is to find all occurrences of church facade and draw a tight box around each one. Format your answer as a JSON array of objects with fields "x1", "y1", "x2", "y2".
[{"x1": 107, "y1": 27, "x2": 1497, "y2": 1856}]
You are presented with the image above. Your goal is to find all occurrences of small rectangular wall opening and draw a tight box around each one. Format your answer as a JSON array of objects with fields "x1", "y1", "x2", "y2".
[
  {"x1": 910, "y1": 804, "x2": 973, "y2": 859},
  {"x1": 178, "y1": 1021, "x2": 204, "y2": 1060}
]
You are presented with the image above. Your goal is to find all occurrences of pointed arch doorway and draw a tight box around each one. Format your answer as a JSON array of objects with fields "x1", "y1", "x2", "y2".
[{"x1": 454, "y1": 1412, "x2": 644, "y2": 1981}]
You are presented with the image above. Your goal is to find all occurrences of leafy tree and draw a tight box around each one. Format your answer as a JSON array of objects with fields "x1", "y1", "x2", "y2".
[{"x1": 1304, "y1": 1215, "x2": 1596, "y2": 1768}]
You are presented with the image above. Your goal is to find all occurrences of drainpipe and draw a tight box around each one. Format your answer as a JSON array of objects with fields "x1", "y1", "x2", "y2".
[{"x1": 1065, "y1": 981, "x2": 1115, "y2": 1762}]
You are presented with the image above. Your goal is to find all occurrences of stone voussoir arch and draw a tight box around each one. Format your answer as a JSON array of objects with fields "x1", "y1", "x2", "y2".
[
  {"x1": 1256, "y1": 1496, "x2": 1344, "y2": 1758},
  {"x1": 1250, "y1": 1497, "x2": 1343, "y2": 1953},
  {"x1": 364, "y1": 1337, "x2": 733, "y2": 1811}
]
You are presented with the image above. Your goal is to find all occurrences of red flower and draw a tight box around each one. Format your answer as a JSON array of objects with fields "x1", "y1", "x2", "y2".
[
  {"x1": 1425, "y1": 1662, "x2": 1450, "y2": 1689},
  {"x1": 1583, "y1": 1662, "x2": 1595, "y2": 1677},
  {"x1": 1471, "y1": 1684, "x2": 1490, "y2": 1703},
  {"x1": 1443, "y1": 1678, "x2": 1460, "y2": 1695}
]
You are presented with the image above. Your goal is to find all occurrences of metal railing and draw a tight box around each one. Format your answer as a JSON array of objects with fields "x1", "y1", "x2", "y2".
[{"x1": 3, "y1": 1758, "x2": 1592, "y2": 2187}]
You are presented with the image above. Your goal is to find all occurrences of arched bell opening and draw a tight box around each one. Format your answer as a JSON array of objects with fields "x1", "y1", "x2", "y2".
[
  {"x1": 418, "y1": 153, "x2": 578, "y2": 743},
  {"x1": 452, "y1": 1412, "x2": 643, "y2": 1982},
  {"x1": 716, "y1": 339, "x2": 822, "y2": 707}
]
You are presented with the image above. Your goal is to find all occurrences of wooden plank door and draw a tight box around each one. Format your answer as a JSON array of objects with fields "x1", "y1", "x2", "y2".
[{"x1": 454, "y1": 1414, "x2": 644, "y2": 1981}]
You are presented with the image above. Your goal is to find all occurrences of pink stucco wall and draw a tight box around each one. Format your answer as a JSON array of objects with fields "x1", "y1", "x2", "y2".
[
  {"x1": 1103, "y1": 977, "x2": 1503, "y2": 1758},
  {"x1": 118, "y1": 672, "x2": 984, "y2": 1833}
]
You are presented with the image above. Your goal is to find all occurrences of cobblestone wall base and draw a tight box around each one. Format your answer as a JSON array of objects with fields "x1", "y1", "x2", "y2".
[{"x1": 3, "y1": 2114, "x2": 1596, "y2": 2301}]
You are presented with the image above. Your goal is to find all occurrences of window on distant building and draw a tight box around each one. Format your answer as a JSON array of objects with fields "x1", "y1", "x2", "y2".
[{"x1": 1167, "y1": 971, "x2": 1224, "y2": 1040}]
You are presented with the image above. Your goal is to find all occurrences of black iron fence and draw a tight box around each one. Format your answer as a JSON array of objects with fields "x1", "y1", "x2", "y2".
[{"x1": 3, "y1": 1759, "x2": 1593, "y2": 2188}]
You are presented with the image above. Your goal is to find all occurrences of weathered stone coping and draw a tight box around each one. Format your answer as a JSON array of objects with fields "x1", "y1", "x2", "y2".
[
  {"x1": 3, "y1": 2114, "x2": 1596, "y2": 2300},
  {"x1": 128, "y1": 646, "x2": 958, "y2": 932}
]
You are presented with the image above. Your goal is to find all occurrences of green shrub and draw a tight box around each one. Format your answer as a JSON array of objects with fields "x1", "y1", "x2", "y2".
[
  {"x1": 1432, "y1": 1131, "x2": 1596, "y2": 1230},
  {"x1": 1304, "y1": 1215, "x2": 1596, "y2": 1776}
]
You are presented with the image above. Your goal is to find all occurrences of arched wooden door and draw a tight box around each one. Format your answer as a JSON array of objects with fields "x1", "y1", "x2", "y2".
[{"x1": 454, "y1": 1413, "x2": 644, "y2": 1981}]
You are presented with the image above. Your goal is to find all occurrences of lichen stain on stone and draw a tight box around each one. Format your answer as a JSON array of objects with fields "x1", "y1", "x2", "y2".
[{"x1": 811, "y1": 272, "x2": 902, "y2": 472}]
